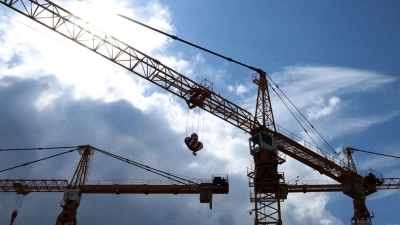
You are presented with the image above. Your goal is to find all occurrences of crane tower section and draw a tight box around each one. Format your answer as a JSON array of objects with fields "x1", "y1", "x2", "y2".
[{"x1": 251, "y1": 71, "x2": 276, "y2": 135}]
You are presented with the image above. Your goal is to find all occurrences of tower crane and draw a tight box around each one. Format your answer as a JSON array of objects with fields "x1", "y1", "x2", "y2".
[
  {"x1": 0, "y1": 145, "x2": 229, "y2": 224},
  {"x1": 0, "y1": 0, "x2": 398, "y2": 224},
  {"x1": 279, "y1": 147, "x2": 400, "y2": 225}
]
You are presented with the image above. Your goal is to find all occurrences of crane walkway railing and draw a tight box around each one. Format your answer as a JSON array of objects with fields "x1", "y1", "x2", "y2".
[
  {"x1": 85, "y1": 179, "x2": 212, "y2": 186},
  {"x1": 276, "y1": 125, "x2": 359, "y2": 173},
  {"x1": 287, "y1": 180, "x2": 340, "y2": 185}
]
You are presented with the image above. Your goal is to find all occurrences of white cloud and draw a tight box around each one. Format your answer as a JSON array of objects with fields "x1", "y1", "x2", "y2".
[
  {"x1": 282, "y1": 193, "x2": 344, "y2": 225},
  {"x1": 268, "y1": 65, "x2": 395, "y2": 112},
  {"x1": 0, "y1": 0, "x2": 189, "y2": 113},
  {"x1": 257, "y1": 65, "x2": 399, "y2": 141},
  {"x1": 329, "y1": 111, "x2": 400, "y2": 139},
  {"x1": 228, "y1": 82, "x2": 248, "y2": 95},
  {"x1": 307, "y1": 96, "x2": 341, "y2": 120}
]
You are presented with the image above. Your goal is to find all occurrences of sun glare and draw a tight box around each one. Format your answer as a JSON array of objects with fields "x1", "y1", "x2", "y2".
[
  {"x1": 66, "y1": 0, "x2": 173, "y2": 56},
  {"x1": 70, "y1": 0, "x2": 130, "y2": 33}
]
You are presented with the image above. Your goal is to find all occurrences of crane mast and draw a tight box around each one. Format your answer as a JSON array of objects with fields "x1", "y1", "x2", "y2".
[
  {"x1": 343, "y1": 147, "x2": 374, "y2": 225},
  {"x1": 0, "y1": 0, "x2": 396, "y2": 224},
  {"x1": 56, "y1": 145, "x2": 93, "y2": 225},
  {"x1": 251, "y1": 71, "x2": 276, "y2": 134},
  {"x1": 248, "y1": 71, "x2": 285, "y2": 224}
]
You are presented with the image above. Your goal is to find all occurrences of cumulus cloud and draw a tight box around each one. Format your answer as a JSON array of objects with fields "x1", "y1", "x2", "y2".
[
  {"x1": 0, "y1": 75, "x2": 245, "y2": 224},
  {"x1": 282, "y1": 193, "x2": 344, "y2": 225}
]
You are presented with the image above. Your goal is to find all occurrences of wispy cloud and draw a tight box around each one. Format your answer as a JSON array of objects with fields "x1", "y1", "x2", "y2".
[
  {"x1": 270, "y1": 65, "x2": 396, "y2": 117},
  {"x1": 329, "y1": 111, "x2": 400, "y2": 139},
  {"x1": 262, "y1": 66, "x2": 398, "y2": 142},
  {"x1": 307, "y1": 96, "x2": 341, "y2": 120}
]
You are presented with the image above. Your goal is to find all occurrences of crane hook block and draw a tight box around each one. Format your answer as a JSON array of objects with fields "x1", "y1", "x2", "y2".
[
  {"x1": 185, "y1": 133, "x2": 203, "y2": 156},
  {"x1": 10, "y1": 209, "x2": 18, "y2": 225}
]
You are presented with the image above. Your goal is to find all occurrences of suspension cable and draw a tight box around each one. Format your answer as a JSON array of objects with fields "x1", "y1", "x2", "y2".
[
  {"x1": 197, "y1": 107, "x2": 200, "y2": 134},
  {"x1": 268, "y1": 82, "x2": 346, "y2": 164},
  {"x1": 285, "y1": 169, "x2": 311, "y2": 180},
  {"x1": 269, "y1": 85, "x2": 329, "y2": 158},
  {"x1": 0, "y1": 148, "x2": 79, "y2": 173},
  {"x1": 351, "y1": 148, "x2": 400, "y2": 159},
  {"x1": 13, "y1": 195, "x2": 20, "y2": 210},
  {"x1": 286, "y1": 168, "x2": 314, "y2": 181},
  {"x1": 289, "y1": 169, "x2": 316, "y2": 184},
  {"x1": 266, "y1": 74, "x2": 339, "y2": 157},
  {"x1": 117, "y1": 14, "x2": 260, "y2": 72},
  {"x1": 186, "y1": 107, "x2": 190, "y2": 136},
  {"x1": 0, "y1": 146, "x2": 79, "y2": 152},
  {"x1": 17, "y1": 195, "x2": 24, "y2": 209},
  {"x1": 92, "y1": 147, "x2": 197, "y2": 185}
]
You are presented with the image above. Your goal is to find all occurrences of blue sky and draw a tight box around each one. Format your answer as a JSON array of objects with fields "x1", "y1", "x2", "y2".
[{"x1": 0, "y1": 0, "x2": 399, "y2": 224}]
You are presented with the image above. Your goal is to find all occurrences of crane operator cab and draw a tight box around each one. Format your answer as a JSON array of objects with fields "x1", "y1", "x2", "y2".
[
  {"x1": 249, "y1": 131, "x2": 277, "y2": 156},
  {"x1": 61, "y1": 189, "x2": 82, "y2": 207}
]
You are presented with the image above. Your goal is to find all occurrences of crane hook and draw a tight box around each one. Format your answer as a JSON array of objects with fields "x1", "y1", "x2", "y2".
[
  {"x1": 10, "y1": 194, "x2": 24, "y2": 225},
  {"x1": 10, "y1": 209, "x2": 18, "y2": 225}
]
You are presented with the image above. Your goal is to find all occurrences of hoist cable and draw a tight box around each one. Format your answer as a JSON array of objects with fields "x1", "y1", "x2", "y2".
[
  {"x1": 13, "y1": 195, "x2": 20, "y2": 210},
  {"x1": 186, "y1": 107, "x2": 190, "y2": 136},
  {"x1": 197, "y1": 107, "x2": 200, "y2": 134},
  {"x1": 17, "y1": 195, "x2": 24, "y2": 210},
  {"x1": 92, "y1": 147, "x2": 197, "y2": 185},
  {"x1": 0, "y1": 146, "x2": 79, "y2": 152},
  {"x1": 192, "y1": 108, "x2": 195, "y2": 133},
  {"x1": 202, "y1": 109, "x2": 205, "y2": 143},
  {"x1": 0, "y1": 148, "x2": 79, "y2": 173}
]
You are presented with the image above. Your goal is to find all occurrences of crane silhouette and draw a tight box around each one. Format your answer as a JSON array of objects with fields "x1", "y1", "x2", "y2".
[
  {"x1": 0, "y1": 1, "x2": 399, "y2": 224},
  {"x1": 1, "y1": 145, "x2": 229, "y2": 224}
]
